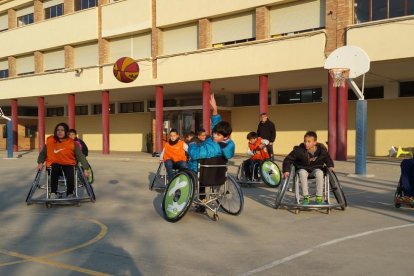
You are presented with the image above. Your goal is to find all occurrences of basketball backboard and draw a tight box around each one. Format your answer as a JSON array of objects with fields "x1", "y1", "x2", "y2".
[{"x1": 324, "y1": 46, "x2": 370, "y2": 79}]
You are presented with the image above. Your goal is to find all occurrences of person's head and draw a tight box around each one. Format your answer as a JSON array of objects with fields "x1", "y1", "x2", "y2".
[
  {"x1": 54, "y1": 123, "x2": 69, "y2": 141},
  {"x1": 169, "y1": 129, "x2": 179, "y2": 142},
  {"x1": 304, "y1": 131, "x2": 318, "y2": 150},
  {"x1": 260, "y1": 113, "x2": 268, "y2": 123},
  {"x1": 197, "y1": 128, "x2": 207, "y2": 142},
  {"x1": 246, "y1": 132, "x2": 258, "y2": 144},
  {"x1": 184, "y1": 131, "x2": 195, "y2": 142},
  {"x1": 68, "y1": 129, "x2": 78, "y2": 140},
  {"x1": 212, "y1": 121, "x2": 232, "y2": 142}
]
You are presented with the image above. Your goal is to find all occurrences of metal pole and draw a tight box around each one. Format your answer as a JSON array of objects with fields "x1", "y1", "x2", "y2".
[
  {"x1": 7, "y1": 120, "x2": 13, "y2": 158},
  {"x1": 355, "y1": 100, "x2": 367, "y2": 175}
]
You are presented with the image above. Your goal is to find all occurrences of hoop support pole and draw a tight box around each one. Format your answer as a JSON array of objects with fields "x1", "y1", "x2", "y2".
[
  {"x1": 348, "y1": 78, "x2": 364, "y2": 100},
  {"x1": 355, "y1": 100, "x2": 367, "y2": 175}
]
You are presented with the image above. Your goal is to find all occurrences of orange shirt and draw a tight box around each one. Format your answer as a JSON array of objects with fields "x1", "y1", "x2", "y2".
[
  {"x1": 249, "y1": 137, "x2": 270, "y2": 160},
  {"x1": 45, "y1": 135, "x2": 77, "y2": 167},
  {"x1": 163, "y1": 140, "x2": 187, "y2": 162}
]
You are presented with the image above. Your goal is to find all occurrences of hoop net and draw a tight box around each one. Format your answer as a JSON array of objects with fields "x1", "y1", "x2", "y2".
[
  {"x1": 329, "y1": 68, "x2": 350, "y2": 87},
  {"x1": 0, "y1": 107, "x2": 4, "y2": 118}
]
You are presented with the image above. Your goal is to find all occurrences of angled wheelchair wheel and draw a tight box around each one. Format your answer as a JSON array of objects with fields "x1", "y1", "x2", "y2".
[
  {"x1": 275, "y1": 166, "x2": 294, "y2": 209},
  {"x1": 86, "y1": 163, "x2": 94, "y2": 184},
  {"x1": 260, "y1": 160, "x2": 282, "y2": 188},
  {"x1": 218, "y1": 175, "x2": 244, "y2": 216},
  {"x1": 26, "y1": 170, "x2": 43, "y2": 203},
  {"x1": 327, "y1": 169, "x2": 347, "y2": 210},
  {"x1": 77, "y1": 165, "x2": 96, "y2": 202},
  {"x1": 162, "y1": 171, "x2": 195, "y2": 222},
  {"x1": 150, "y1": 163, "x2": 165, "y2": 191}
]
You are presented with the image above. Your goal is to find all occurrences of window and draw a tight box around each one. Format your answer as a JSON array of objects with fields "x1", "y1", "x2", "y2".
[
  {"x1": 75, "y1": 105, "x2": 88, "y2": 115},
  {"x1": 46, "y1": 107, "x2": 64, "y2": 117},
  {"x1": 278, "y1": 88, "x2": 322, "y2": 104},
  {"x1": 348, "y1": 86, "x2": 384, "y2": 100},
  {"x1": 92, "y1": 103, "x2": 115, "y2": 115},
  {"x1": 148, "y1": 99, "x2": 177, "y2": 108},
  {"x1": 25, "y1": 125, "x2": 37, "y2": 138},
  {"x1": 75, "y1": 0, "x2": 97, "y2": 11},
  {"x1": 355, "y1": 0, "x2": 414, "y2": 23},
  {"x1": 400, "y1": 81, "x2": 414, "y2": 97},
  {"x1": 19, "y1": 107, "x2": 38, "y2": 116},
  {"x1": 45, "y1": 4, "x2": 64, "y2": 19},
  {"x1": 0, "y1": 69, "x2": 8, "y2": 79},
  {"x1": 119, "y1": 102, "x2": 144, "y2": 113},
  {"x1": 17, "y1": 13, "x2": 34, "y2": 27},
  {"x1": 234, "y1": 92, "x2": 271, "y2": 107}
]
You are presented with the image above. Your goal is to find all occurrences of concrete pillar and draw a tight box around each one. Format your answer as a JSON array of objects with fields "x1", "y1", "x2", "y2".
[
  {"x1": 202, "y1": 81, "x2": 211, "y2": 134},
  {"x1": 68, "y1": 94, "x2": 75, "y2": 129},
  {"x1": 155, "y1": 86, "x2": 163, "y2": 152},
  {"x1": 38, "y1": 97, "x2": 45, "y2": 151},
  {"x1": 102, "y1": 91, "x2": 110, "y2": 154},
  {"x1": 328, "y1": 73, "x2": 337, "y2": 160},
  {"x1": 337, "y1": 82, "x2": 348, "y2": 161},
  {"x1": 259, "y1": 75, "x2": 268, "y2": 115},
  {"x1": 11, "y1": 99, "x2": 18, "y2": 152}
]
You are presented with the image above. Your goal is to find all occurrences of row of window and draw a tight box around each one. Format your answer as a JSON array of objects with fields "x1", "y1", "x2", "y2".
[
  {"x1": 355, "y1": 0, "x2": 414, "y2": 23},
  {"x1": 15, "y1": 0, "x2": 97, "y2": 28}
]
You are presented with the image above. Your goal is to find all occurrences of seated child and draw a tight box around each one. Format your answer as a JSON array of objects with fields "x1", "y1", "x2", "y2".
[
  {"x1": 195, "y1": 128, "x2": 208, "y2": 144},
  {"x1": 187, "y1": 94, "x2": 235, "y2": 173},
  {"x1": 160, "y1": 129, "x2": 188, "y2": 182},
  {"x1": 282, "y1": 131, "x2": 334, "y2": 205},
  {"x1": 187, "y1": 95, "x2": 235, "y2": 213},
  {"x1": 243, "y1": 132, "x2": 270, "y2": 180},
  {"x1": 398, "y1": 157, "x2": 414, "y2": 203},
  {"x1": 184, "y1": 131, "x2": 195, "y2": 145},
  {"x1": 68, "y1": 128, "x2": 89, "y2": 157}
]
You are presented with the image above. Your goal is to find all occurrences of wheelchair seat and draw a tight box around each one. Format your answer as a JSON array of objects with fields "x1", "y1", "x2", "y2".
[
  {"x1": 26, "y1": 164, "x2": 96, "y2": 208},
  {"x1": 162, "y1": 157, "x2": 244, "y2": 222},
  {"x1": 275, "y1": 165, "x2": 347, "y2": 214}
]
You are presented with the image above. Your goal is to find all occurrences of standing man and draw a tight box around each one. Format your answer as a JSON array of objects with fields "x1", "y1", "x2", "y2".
[{"x1": 257, "y1": 113, "x2": 276, "y2": 161}]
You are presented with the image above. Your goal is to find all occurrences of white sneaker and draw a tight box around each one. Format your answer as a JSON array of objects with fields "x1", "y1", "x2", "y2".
[{"x1": 49, "y1": 193, "x2": 58, "y2": 199}]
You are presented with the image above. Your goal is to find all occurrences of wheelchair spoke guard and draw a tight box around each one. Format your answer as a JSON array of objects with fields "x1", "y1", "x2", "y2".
[
  {"x1": 218, "y1": 175, "x2": 244, "y2": 215},
  {"x1": 162, "y1": 172, "x2": 194, "y2": 222},
  {"x1": 327, "y1": 169, "x2": 347, "y2": 209},
  {"x1": 260, "y1": 160, "x2": 281, "y2": 188}
]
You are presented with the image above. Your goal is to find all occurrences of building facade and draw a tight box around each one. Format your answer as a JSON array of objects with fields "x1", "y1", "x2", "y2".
[{"x1": 0, "y1": 0, "x2": 413, "y2": 157}]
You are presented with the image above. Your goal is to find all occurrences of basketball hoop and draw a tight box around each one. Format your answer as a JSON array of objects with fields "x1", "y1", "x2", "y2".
[
  {"x1": 329, "y1": 68, "x2": 350, "y2": 87},
  {"x1": 0, "y1": 107, "x2": 10, "y2": 121}
]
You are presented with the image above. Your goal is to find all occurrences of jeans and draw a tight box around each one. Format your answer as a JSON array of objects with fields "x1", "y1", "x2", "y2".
[
  {"x1": 400, "y1": 158, "x2": 414, "y2": 196},
  {"x1": 164, "y1": 160, "x2": 187, "y2": 181},
  {"x1": 50, "y1": 163, "x2": 75, "y2": 195},
  {"x1": 298, "y1": 168, "x2": 324, "y2": 197}
]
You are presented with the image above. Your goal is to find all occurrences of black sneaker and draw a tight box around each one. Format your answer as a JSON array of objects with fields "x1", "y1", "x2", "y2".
[{"x1": 195, "y1": 205, "x2": 206, "y2": 213}]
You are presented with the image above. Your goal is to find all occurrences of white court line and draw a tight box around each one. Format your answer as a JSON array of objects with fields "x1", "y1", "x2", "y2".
[{"x1": 240, "y1": 223, "x2": 414, "y2": 276}]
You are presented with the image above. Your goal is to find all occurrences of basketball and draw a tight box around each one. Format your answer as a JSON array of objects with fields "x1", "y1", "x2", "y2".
[{"x1": 113, "y1": 57, "x2": 139, "y2": 83}]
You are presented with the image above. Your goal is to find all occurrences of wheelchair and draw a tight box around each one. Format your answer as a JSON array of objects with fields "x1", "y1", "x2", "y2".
[
  {"x1": 26, "y1": 163, "x2": 96, "y2": 208},
  {"x1": 162, "y1": 157, "x2": 244, "y2": 222},
  {"x1": 236, "y1": 159, "x2": 282, "y2": 188},
  {"x1": 149, "y1": 162, "x2": 179, "y2": 191},
  {"x1": 274, "y1": 165, "x2": 347, "y2": 214},
  {"x1": 394, "y1": 180, "x2": 414, "y2": 208}
]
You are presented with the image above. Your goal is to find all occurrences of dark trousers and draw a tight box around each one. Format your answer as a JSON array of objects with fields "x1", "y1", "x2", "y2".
[
  {"x1": 266, "y1": 144, "x2": 274, "y2": 161},
  {"x1": 400, "y1": 158, "x2": 414, "y2": 196},
  {"x1": 164, "y1": 160, "x2": 187, "y2": 181},
  {"x1": 51, "y1": 163, "x2": 75, "y2": 195},
  {"x1": 243, "y1": 159, "x2": 261, "y2": 180}
]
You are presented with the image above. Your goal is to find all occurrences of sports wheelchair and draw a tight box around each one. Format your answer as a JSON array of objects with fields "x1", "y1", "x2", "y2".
[
  {"x1": 394, "y1": 180, "x2": 414, "y2": 209},
  {"x1": 149, "y1": 162, "x2": 180, "y2": 191},
  {"x1": 274, "y1": 165, "x2": 347, "y2": 214},
  {"x1": 26, "y1": 163, "x2": 96, "y2": 208},
  {"x1": 162, "y1": 157, "x2": 244, "y2": 222},
  {"x1": 236, "y1": 159, "x2": 282, "y2": 188}
]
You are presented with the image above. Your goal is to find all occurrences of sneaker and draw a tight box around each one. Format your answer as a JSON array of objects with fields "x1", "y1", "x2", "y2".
[
  {"x1": 67, "y1": 193, "x2": 76, "y2": 199},
  {"x1": 315, "y1": 196, "x2": 325, "y2": 205},
  {"x1": 302, "y1": 196, "x2": 310, "y2": 205},
  {"x1": 49, "y1": 193, "x2": 58, "y2": 199}
]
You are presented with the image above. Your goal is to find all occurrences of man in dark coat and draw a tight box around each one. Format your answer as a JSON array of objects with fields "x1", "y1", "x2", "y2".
[{"x1": 257, "y1": 113, "x2": 276, "y2": 160}]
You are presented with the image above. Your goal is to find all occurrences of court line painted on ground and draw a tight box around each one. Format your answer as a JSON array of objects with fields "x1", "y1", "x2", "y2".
[
  {"x1": 0, "y1": 214, "x2": 109, "y2": 275},
  {"x1": 240, "y1": 223, "x2": 414, "y2": 275}
]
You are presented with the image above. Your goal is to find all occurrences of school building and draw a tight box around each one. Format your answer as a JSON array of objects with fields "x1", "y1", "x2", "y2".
[{"x1": 0, "y1": 0, "x2": 413, "y2": 158}]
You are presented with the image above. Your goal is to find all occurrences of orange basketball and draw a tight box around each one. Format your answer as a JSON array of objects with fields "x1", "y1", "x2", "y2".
[{"x1": 113, "y1": 57, "x2": 139, "y2": 83}]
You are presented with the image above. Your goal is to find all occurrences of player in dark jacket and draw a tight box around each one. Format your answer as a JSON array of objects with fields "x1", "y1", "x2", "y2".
[
  {"x1": 257, "y1": 113, "x2": 276, "y2": 160},
  {"x1": 282, "y1": 131, "x2": 334, "y2": 205}
]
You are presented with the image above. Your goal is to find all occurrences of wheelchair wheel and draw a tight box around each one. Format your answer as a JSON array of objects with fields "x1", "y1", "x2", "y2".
[
  {"x1": 260, "y1": 160, "x2": 282, "y2": 188},
  {"x1": 217, "y1": 175, "x2": 244, "y2": 215},
  {"x1": 86, "y1": 163, "x2": 94, "y2": 184},
  {"x1": 275, "y1": 166, "x2": 294, "y2": 209},
  {"x1": 327, "y1": 169, "x2": 347, "y2": 210},
  {"x1": 77, "y1": 165, "x2": 96, "y2": 202},
  {"x1": 26, "y1": 170, "x2": 42, "y2": 203},
  {"x1": 150, "y1": 163, "x2": 165, "y2": 190},
  {"x1": 162, "y1": 171, "x2": 195, "y2": 222}
]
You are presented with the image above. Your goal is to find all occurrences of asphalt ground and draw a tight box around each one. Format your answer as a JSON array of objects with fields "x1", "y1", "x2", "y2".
[{"x1": 0, "y1": 151, "x2": 413, "y2": 276}]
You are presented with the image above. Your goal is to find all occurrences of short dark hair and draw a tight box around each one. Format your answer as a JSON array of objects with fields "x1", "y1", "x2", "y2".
[
  {"x1": 246, "y1": 131, "x2": 258, "y2": 140},
  {"x1": 213, "y1": 121, "x2": 232, "y2": 138},
  {"x1": 169, "y1": 128, "x2": 178, "y2": 135},
  {"x1": 197, "y1": 128, "x2": 206, "y2": 136},
  {"x1": 185, "y1": 131, "x2": 195, "y2": 138},
  {"x1": 260, "y1": 112, "x2": 267, "y2": 116},
  {"x1": 68, "y1": 128, "x2": 77, "y2": 135},
  {"x1": 304, "y1": 131, "x2": 317, "y2": 140}
]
